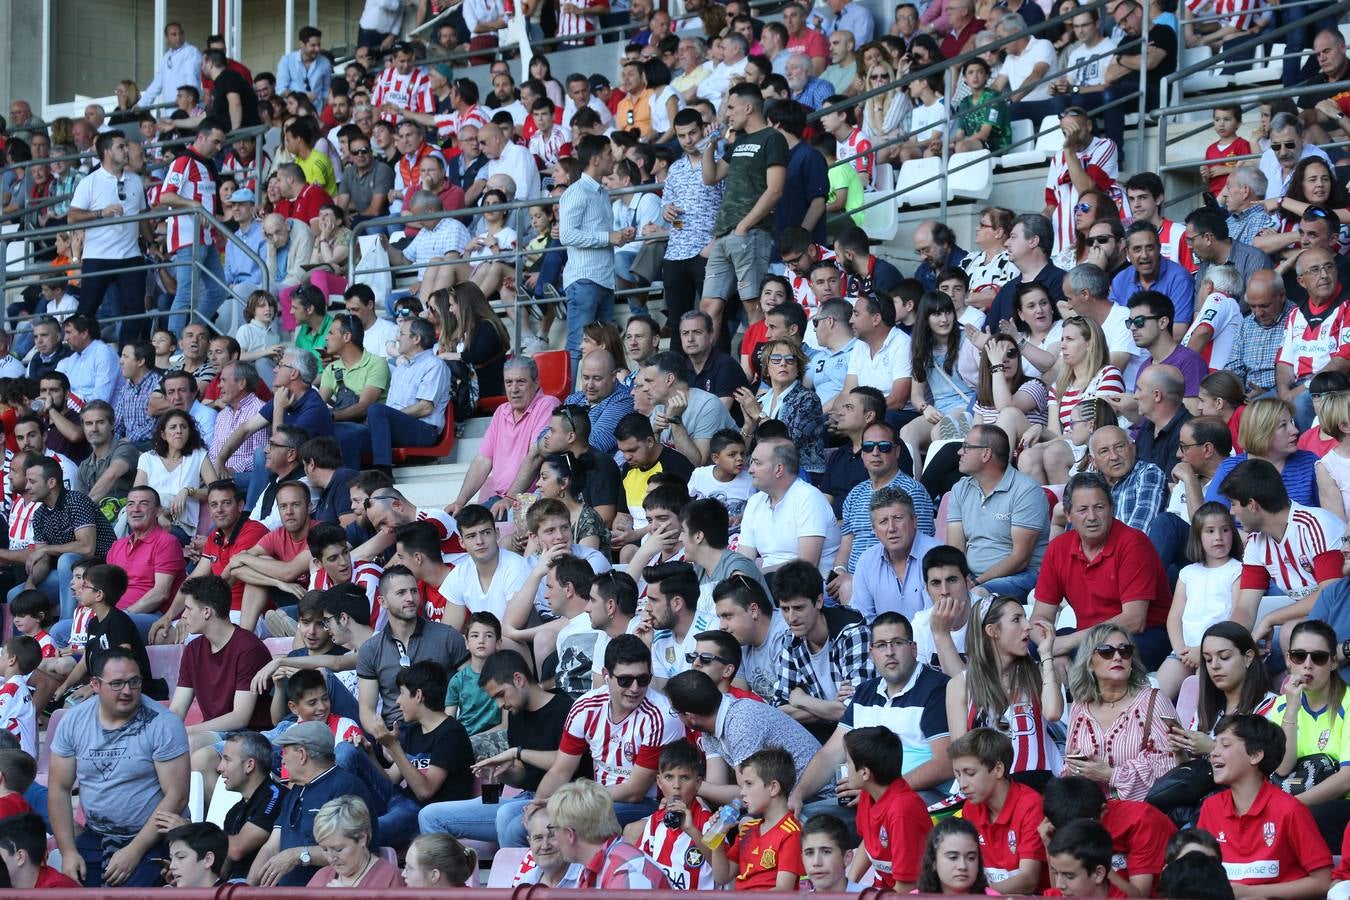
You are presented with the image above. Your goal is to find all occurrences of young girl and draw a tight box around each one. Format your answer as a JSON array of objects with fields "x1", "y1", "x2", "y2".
[
  {"x1": 971, "y1": 333, "x2": 1048, "y2": 448},
  {"x1": 914, "y1": 819, "x2": 996, "y2": 896},
  {"x1": 903, "y1": 291, "x2": 978, "y2": 454},
  {"x1": 515, "y1": 203, "x2": 563, "y2": 353},
  {"x1": 1268, "y1": 620, "x2": 1350, "y2": 821},
  {"x1": 739, "y1": 275, "x2": 791, "y2": 384},
  {"x1": 1316, "y1": 391, "x2": 1350, "y2": 521},
  {"x1": 537, "y1": 452, "x2": 608, "y2": 550},
  {"x1": 1158, "y1": 503, "x2": 1243, "y2": 700},
  {"x1": 1167, "y1": 621, "x2": 1275, "y2": 758},
  {"x1": 234, "y1": 290, "x2": 284, "y2": 384}
]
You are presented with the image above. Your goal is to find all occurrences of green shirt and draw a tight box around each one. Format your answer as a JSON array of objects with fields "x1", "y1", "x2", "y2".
[
  {"x1": 712, "y1": 126, "x2": 789, "y2": 237},
  {"x1": 445, "y1": 663, "x2": 501, "y2": 735},
  {"x1": 319, "y1": 349, "x2": 391, "y2": 403},
  {"x1": 956, "y1": 89, "x2": 1010, "y2": 152},
  {"x1": 296, "y1": 149, "x2": 338, "y2": 195},
  {"x1": 295, "y1": 314, "x2": 334, "y2": 364},
  {"x1": 827, "y1": 163, "x2": 866, "y2": 226}
]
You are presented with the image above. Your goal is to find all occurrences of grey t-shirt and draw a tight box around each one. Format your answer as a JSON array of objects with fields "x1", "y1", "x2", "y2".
[
  {"x1": 701, "y1": 697, "x2": 828, "y2": 797},
  {"x1": 77, "y1": 440, "x2": 140, "y2": 500},
  {"x1": 695, "y1": 549, "x2": 770, "y2": 593},
  {"x1": 655, "y1": 387, "x2": 735, "y2": 446},
  {"x1": 947, "y1": 467, "x2": 1051, "y2": 577},
  {"x1": 50, "y1": 696, "x2": 190, "y2": 839},
  {"x1": 740, "y1": 612, "x2": 792, "y2": 701},
  {"x1": 339, "y1": 160, "x2": 395, "y2": 213},
  {"x1": 356, "y1": 619, "x2": 469, "y2": 726}
]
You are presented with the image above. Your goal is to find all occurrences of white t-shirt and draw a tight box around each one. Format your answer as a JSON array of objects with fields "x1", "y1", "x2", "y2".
[
  {"x1": 689, "y1": 466, "x2": 754, "y2": 526},
  {"x1": 555, "y1": 614, "x2": 604, "y2": 697},
  {"x1": 364, "y1": 316, "x2": 400, "y2": 359},
  {"x1": 909, "y1": 98, "x2": 948, "y2": 142},
  {"x1": 1177, "y1": 559, "x2": 1241, "y2": 646},
  {"x1": 136, "y1": 447, "x2": 209, "y2": 533},
  {"x1": 1001, "y1": 37, "x2": 1057, "y2": 101},
  {"x1": 1184, "y1": 291, "x2": 1241, "y2": 371},
  {"x1": 1101, "y1": 303, "x2": 1147, "y2": 391},
  {"x1": 70, "y1": 168, "x2": 147, "y2": 260},
  {"x1": 440, "y1": 549, "x2": 532, "y2": 622},
  {"x1": 740, "y1": 478, "x2": 842, "y2": 573},
  {"x1": 1066, "y1": 37, "x2": 1118, "y2": 87},
  {"x1": 485, "y1": 141, "x2": 542, "y2": 200},
  {"x1": 650, "y1": 607, "x2": 720, "y2": 681},
  {"x1": 847, "y1": 327, "x2": 913, "y2": 393}
]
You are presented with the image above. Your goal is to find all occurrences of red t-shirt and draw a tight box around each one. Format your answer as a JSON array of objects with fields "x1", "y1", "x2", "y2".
[
  {"x1": 856, "y1": 779, "x2": 931, "y2": 888},
  {"x1": 726, "y1": 812, "x2": 805, "y2": 890},
  {"x1": 203, "y1": 518, "x2": 271, "y2": 611},
  {"x1": 1034, "y1": 522, "x2": 1171, "y2": 632},
  {"x1": 1101, "y1": 798, "x2": 1175, "y2": 882},
  {"x1": 961, "y1": 781, "x2": 1047, "y2": 891},
  {"x1": 785, "y1": 28, "x2": 829, "y2": 61},
  {"x1": 179, "y1": 626, "x2": 276, "y2": 730},
  {"x1": 740, "y1": 320, "x2": 768, "y2": 385},
  {"x1": 277, "y1": 183, "x2": 328, "y2": 225},
  {"x1": 34, "y1": 866, "x2": 80, "y2": 888},
  {"x1": 1197, "y1": 780, "x2": 1331, "y2": 886},
  {"x1": 258, "y1": 523, "x2": 317, "y2": 586},
  {"x1": 1204, "y1": 136, "x2": 1251, "y2": 197},
  {"x1": 0, "y1": 792, "x2": 31, "y2": 818}
]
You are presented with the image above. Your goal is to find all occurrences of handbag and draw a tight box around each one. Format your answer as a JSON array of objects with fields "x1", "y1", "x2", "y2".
[
  {"x1": 1273, "y1": 753, "x2": 1340, "y2": 795},
  {"x1": 1146, "y1": 757, "x2": 1215, "y2": 822},
  {"x1": 629, "y1": 236, "x2": 667, "y2": 284},
  {"x1": 328, "y1": 367, "x2": 360, "y2": 411}
]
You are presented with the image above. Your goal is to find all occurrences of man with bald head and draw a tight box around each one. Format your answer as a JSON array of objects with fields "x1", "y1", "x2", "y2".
[
  {"x1": 1131, "y1": 364, "x2": 1192, "y2": 475},
  {"x1": 506, "y1": 398, "x2": 624, "y2": 526},
  {"x1": 1232, "y1": 269, "x2": 1293, "y2": 402},
  {"x1": 1089, "y1": 424, "x2": 1166, "y2": 536},
  {"x1": 1277, "y1": 246, "x2": 1350, "y2": 430},
  {"x1": 467, "y1": 122, "x2": 540, "y2": 204}
]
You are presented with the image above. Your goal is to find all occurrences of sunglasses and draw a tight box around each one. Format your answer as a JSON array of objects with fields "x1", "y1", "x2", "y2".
[
  {"x1": 767, "y1": 353, "x2": 795, "y2": 365},
  {"x1": 1093, "y1": 643, "x2": 1135, "y2": 661},
  {"x1": 351, "y1": 147, "x2": 372, "y2": 155},
  {"x1": 1074, "y1": 202, "x2": 1094, "y2": 214},
  {"x1": 861, "y1": 440, "x2": 895, "y2": 453},
  {"x1": 612, "y1": 672, "x2": 653, "y2": 688},
  {"x1": 686, "y1": 651, "x2": 732, "y2": 665},
  {"x1": 364, "y1": 493, "x2": 397, "y2": 508},
  {"x1": 1289, "y1": 649, "x2": 1332, "y2": 666},
  {"x1": 1124, "y1": 314, "x2": 1162, "y2": 329},
  {"x1": 1087, "y1": 235, "x2": 1114, "y2": 246},
  {"x1": 1271, "y1": 141, "x2": 1298, "y2": 151}
]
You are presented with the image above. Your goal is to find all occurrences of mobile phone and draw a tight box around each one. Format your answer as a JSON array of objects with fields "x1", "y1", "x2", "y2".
[
  {"x1": 1160, "y1": 716, "x2": 1180, "y2": 731},
  {"x1": 1066, "y1": 751, "x2": 1089, "y2": 761}
]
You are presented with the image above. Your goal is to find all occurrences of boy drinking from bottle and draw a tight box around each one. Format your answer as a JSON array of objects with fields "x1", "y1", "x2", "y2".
[{"x1": 624, "y1": 740, "x2": 730, "y2": 888}]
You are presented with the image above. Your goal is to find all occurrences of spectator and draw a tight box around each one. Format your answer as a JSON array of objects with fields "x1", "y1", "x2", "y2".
[
  {"x1": 740, "y1": 437, "x2": 841, "y2": 573},
  {"x1": 960, "y1": 206, "x2": 1019, "y2": 311},
  {"x1": 834, "y1": 225, "x2": 903, "y2": 301},
  {"x1": 133, "y1": 410, "x2": 216, "y2": 542},
  {"x1": 550, "y1": 779, "x2": 672, "y2": 888},
  {"x1": 838, "y1": 421, "x2": 934, "y2": 577},
  {"x1": 27, "y1": 317, "x2": 70, "y2": 382},
  {"x1": 736, "y1": 337, "x2": 827, "y2": 475},
  {"x1": 1207, "y1": 398, "x2": 1320, "y2": 511},
  {"x1": 214, "y1": 730, "x2": 287, "y2": 879},
  {"x1": 142, "y1": 21, "x2": 201, "y2": 107},
  {"x1": 343, "y1": 284, "x2": 399, "y2": 360},
  {"x1": 637, "y1": 350, "x2": 735, "y2": 465},
  {"x1": 208, "y1": 361, "x2": 268, "y2": 485},
  {"x1": 350, "y1": 316, "x2": 449, "y2": 473},
  {"x1": 1100, "y1": 0, "x2": 1177, "y2": 149},
  {"x1": 711, "y1": 571, "x2": 793, "y2": 700},
  {"x1": 54, "y1": 315, "x2": 118, "y2": 405},
  {"x1": 1230, "y1": 270, "x2": 1291, "y2": 402},
  {"x1": 913, "y1": 221, "x2": 968, "y2": 292},
  {"x1": 987, "y1": 214, "x2": 1066, "y2": 331},
  {"x1": 335, "y1": 132, "x2": 393, "y2": 222},
  {"x1": 102, "y1": 486, "x2": 186, "y2": 636},
  {"x1": 304, "y1": 796, "x2": 404, "y2": 887},
  {"x1": 275, "y1": 26, "x2": 333, "y2": 110},
  {"x1": 0, "y1": 810, "x2": 78, "y2": 887},
  {"x1": 76, "y1": 401, "x2": 139, "y2": 506},
  {"x1": 1109, "y1": 223, "x2": 1196, "y2": 328},
  {"x1": 1186, "y1": 206, "x2": 1273, "y2": 291}
]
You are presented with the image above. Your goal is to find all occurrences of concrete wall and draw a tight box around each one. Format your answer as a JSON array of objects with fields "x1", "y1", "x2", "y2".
[{"x1": 1, "y1": 0, "x2": 46, "y2": 112}]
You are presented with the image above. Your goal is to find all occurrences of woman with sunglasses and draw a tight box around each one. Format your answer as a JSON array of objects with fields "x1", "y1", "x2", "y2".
[
  {"x1": 734, "y1": 337, "x2": 827, "y2": 477},
  {"x1": 859, "y1": 59, "x2": 912, "y2": 159},
  {"x1": 1268, "y1": 620, "x2": 1350, "y2": 844},
  {"x1": 1018, "y1": 315, "x2": 1123, "y2": 485},
  {"x1": 1168, "y1": 621, "x2": 1275, "y2": 759},
  {"x1": 1062, "y1": 623, "x2": 1179, "y2": 801},
  {"x1": 1204, "y1": 397, "x2": 1318, "y2": 508},
  {"x1": 538, "y1": 452, "x2": 609, "y2": 550},
  {"x1": 1053, "y1": 189, "x2": 1120, "y2": 271},
  {"x1": 943, "y1": 595, "x2": 1063, "y2": 781}
]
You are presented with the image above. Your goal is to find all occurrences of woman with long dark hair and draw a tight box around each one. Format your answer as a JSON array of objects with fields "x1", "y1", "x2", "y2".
[
  {"x1": 437, "y1": 283, "x2": 509, "y2": 398},
  {"x1": 1169, "y1": 621, "x2": 1275, "y2": 758},
  {"x1": 901, "y1": 291, "x2": 978, "y2": 458}
]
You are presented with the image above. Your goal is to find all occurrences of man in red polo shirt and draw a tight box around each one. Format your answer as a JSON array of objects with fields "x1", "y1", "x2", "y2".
[
  {"x1": 950, "y1": 728, "x2": 1046, "y2": 895},
  {"x1": 273, "y1": 162, "x2": 327, "y2": 228},
  {"x1": 106, "y1": 485, "x2": 187, "y2": 632},
  {"x1": 230, "y1": 481, "x2": 316, "y2": 633},
  {"x1": 148, "y1": 479, "x2": 269, "y2": 644},
  {"x1": 1032, "y1": 471, "x2": 1171, "y2": 672},
  {"x1": 1197, "y1": 714, "x2": 1331, "y2": 896}
]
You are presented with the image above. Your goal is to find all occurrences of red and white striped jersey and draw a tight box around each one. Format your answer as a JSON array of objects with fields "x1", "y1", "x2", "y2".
[
  {"x1": 577, "y1": 837, "x2": 673, "y2": 889},
  {"x1": 420, "y1": 579, "x2": 454, "y2": 624},
  {"x1": 967, "y1": 697, "x2": 1063, "y2": 774},
  {"x1": 1045, "y1": 135, "x2": 1119, "y2": 255},
  {"x1": 7, "y1": 494, "x2": 36, "y2": 551},
  {"x1": 29, "y1": 630, "x2": 55, "y2": 659},
  {"x1": 395, "y1": 143, "x2": 447, "y2": 195},
  {"x1": 221, "y1": 149, "x2": 272, "y2": 192},
  {"x1": 529, "y1": 124, "x2": 574, "y2": 170},
  {"x1": 788, "y1": 246, "x2": 843, "y2": 320},
  {"x1": 1275, "y1": 297, "x2": 1350, "y2": 383},
  {"x1": 433, "y1": 104, "x2": 490, "y2": 143},
  {"x1": 0, "y1": 675, "x2": 34, "y2": 757},
  {"x1": 837, "y1": 126, "x2": 874, "y2": 187},
  {"x1": 1214, "y1": 0, "x2": 1264, "y2": 31},
  {"x1": 1157, "y1": 218, "x2": 1196, "y2": 272},
  {"x1": 311, "y1": 560, "x2": 386, "y2": 630},
  {"x1": 279, "y1": 712, "x2": 364, "y2": 779},
  {"x1": 638, "y1": 800, "x2": 716, "y2": 890},
  {"x1": 69, "y1": 607, "x2": 94, "y2": 651},
  {"x1": 373, "y1": 67, "x2": 434, "y2": 122},
  {"x1": 1240, "y1": 502, "x2": 1346, "y2": 600},
  {"x1": 1184, "y1": 0, "x2": 1215, "y2": 14},
  {"x1": 558, "y1": 687, "x2": 682, "y2": 791},
  {"x1": 557, "y1": 4, "x2": 602, "y2": 43},
  {"x1": 161, "y1": 150, "x2": 218, "y2": 252},
  {"x1": 417, "y1": 508, "x2": 465, "y2": 560}
]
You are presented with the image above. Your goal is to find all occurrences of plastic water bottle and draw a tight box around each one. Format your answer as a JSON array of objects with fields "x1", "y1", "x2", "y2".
[{"x1": 701, "y1": 801, "x2": 743, "y2": 850}]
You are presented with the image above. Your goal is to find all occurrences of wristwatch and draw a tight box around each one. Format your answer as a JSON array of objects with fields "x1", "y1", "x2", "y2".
[
  {"x1": 1341, "y1": 638, "x2": 1350, "y2": 662},
  {"x1": 299, "y1": 848, "x2": 312, "y2": 866}
]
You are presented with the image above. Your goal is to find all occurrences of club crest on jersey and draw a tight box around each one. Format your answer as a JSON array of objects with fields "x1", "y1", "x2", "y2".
[
  {"x1": 686, "y1": 847, "x2": 706, "y2": 869},
  {"x1": 665, "y1": 646, "x2": 676, "y2": 665},
  {"x1": 1007, "y1": 831, "x2": 1017, "y2": 855},
  {"x1": 879, "y1": 826, "x2": 889, "y2": 849},
  {"x1": 761, "y1": 849, "x2": 777, "y2": 869},
  {"x1": 1320, "y1": 729, "x2": 1332, "y2": 751},
  {"x1": 1263, "y1": 822, "x2": 1276, "y2": 847}
]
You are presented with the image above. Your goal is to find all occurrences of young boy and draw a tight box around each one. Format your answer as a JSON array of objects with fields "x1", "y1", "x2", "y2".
[
  {"x1": 949, "y1": 727, "x2": 1046, "y2": 895},
  {"x1": 1197, "y1": 713, "x2": 1332, "y2": 897},
  {"x1": 810, "y1": 133, "x2": 864, "y2": 229},
  {"x1": 1201, "y1": 104, "x2": 1249, "y2": 200},
  {"x1": 9, "y1": 590, "x2": 54, "y2": 659},
  {"x1": 165, "y1": 822, "x2": 229, "y2": 888},
  {"x1": 0, "y1": 749, "x2": 35, "y2": 818},
  {"x1": 843, "y1": 725, "x2": 930, "y2": 891},
  {"x1": 819, "y1": 95, "x2": 873, "y2": 187},
  {"x1": 936, "y1": 268, "x2": 985, "y2": 329},
  {"x1": 728, "y1": 745, "x2": 806, "y2": 891},
  {"x1": 445, "y1": 611, "x2": 504, "y2": 739},
  {"x1": 1040, "y1": 774, "x2": 1175, "y2": 898},
  {"x1": 688, "y1": 430, "x2": 753, "y2": 532},
  {"x1": 0, "y1": 811, "x2": 78, "y2": 887},
  {"x1": 625, "y1": 740, "x2": 730, "y2": 889},
  {"x1": 1045, "y1": 820, "x2": 1115, "y2": 898},
  {"x1": 0, "y1": 637, "x2": 39, "y2": 757},
  {"x1": 528, "y1": 98, "x2": 573, "y2": 170},
  {"x1": 801, "y1": 813, "x2": 864, "y2": 893}
]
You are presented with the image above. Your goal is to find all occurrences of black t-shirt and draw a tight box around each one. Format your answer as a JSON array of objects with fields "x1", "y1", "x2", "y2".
[
  {"x1": 508, "y1": 691, "x2": 574, "y2": 792},
  {"x1": 210, "y1": 68, "x2": 263, "y2": 127},
  {"x1": 86, "y1": 607, "x2": 159, "y2": 697},
  {"x1": 579, "y1": 446, "x2": 622, "y2": 511},
  {"x1": 399, "y1": 715, "x2": 475, "y2": 803},
  {"x1": 223, "y1": 781, "x2": 288, "y2": 878},
  {"x1": 692, "y1": 351, "x2": 751, "y2": 400},
  {"x1": 1148, "y1": 25, "x2": 1178, "y2": 82}
]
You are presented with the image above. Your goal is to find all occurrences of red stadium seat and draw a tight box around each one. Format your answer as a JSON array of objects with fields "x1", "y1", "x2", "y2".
[
  {"x1": 478, "y1": 396, "x2": 508, "y2": 414},
  {"x1": 392, "y1": 408, "x2": 457, "y2": 464},
  {"x1": 535, "y1": 350, "x2": 571, "y2": 401}
]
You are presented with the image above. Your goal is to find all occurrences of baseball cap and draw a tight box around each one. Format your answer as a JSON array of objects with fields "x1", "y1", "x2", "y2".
[
  {"x1": 229, "y1": 187, "x2": 257, "y2": 204},
  {"x1": 589, "y1": 73, "x2": 611, "y2": 91},
  {"x1": 275, "y1": 720, "x2": 334, "y2": 754}
]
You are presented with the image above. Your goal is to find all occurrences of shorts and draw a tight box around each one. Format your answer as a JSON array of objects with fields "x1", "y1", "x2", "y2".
[{"x1": 702, "y1": 230, "x2": 773, "y2": 302}]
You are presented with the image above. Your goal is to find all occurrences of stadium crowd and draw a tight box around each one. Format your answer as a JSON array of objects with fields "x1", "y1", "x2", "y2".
[{"x1": 3, "y1": 0, "x2": 1350, "y2": 895}]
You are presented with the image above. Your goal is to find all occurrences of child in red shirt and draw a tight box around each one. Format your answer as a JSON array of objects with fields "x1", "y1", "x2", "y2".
[
  {"x1": 843, "y1": 725, "x2": 930, "y2": 891},
  {"x1": 1197, "y1": 714, "x2": 1331, "y2": 896},
  {"x1": 1045, "y1": 820, "x2": 1120, "y2": 897},
  {"x1": 727, "y1": 746, "x2": 805, "y2": 891},
  {"x1": 0, "y1": 748, "x2": 34, "y2": 820},
  {"x1": 1201, "y1": 104, "x2": 1251, "y2": 199},
  {"x1": 950, "y1": 728, "x2": 1046, "y2": 895},
  {"x1": 0, "y1": 811, "x2": 77, "y2": 888},
  {"x1": 1041, "y1": 775, "x2": 1175, "y2": 897}
]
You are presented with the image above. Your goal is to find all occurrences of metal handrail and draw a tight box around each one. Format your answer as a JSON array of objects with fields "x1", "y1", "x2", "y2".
[{"x1": 0, "y1": 123, "x2": 271, "y2": 179}]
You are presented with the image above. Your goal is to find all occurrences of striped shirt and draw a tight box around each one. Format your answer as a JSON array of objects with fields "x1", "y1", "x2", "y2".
[
  {"x1": 1051, "y1": 365, "x2": 1125, "y2": 429},
  {"x1": 1045, "y1": 136, "x2": 1119, "y2": 255},
  {"x1": 557, "y1": 687, "x2": 682, "y2": 790},
  {"x1": 837, "y1": 126, "x2": 874, "y2": 187},
  {"x1": 529, "y1": 125, "x2": 573, "y2": 169},
  {"x1": 0, "y1": 675, "x2": 34, "y2": 757},
  {"x1": 433, "y1": 104, "x2": 489, "y2": 142},
  {"x1": 210, "y1": 393, "x2": 268, "y2": 474},
  {"x1": 638, "y1": 800, "x2": 715, "y2": 890},
  {"x1": 968, "y1": 696, "x2": 1062, "y2": 773},
  {"x1": 561, "y1": 382, "x2": 635, "y2": 455},
  {"x1": 1214, "y1": 0, "x2": 1265, "y2": 31},
  {"x1": 1240, "y1": 502, "x2": 1345, "y2": 600},
  {"x1": 161, "y1": 151, "x2": 217, "y2": 252},
  {"x1": 312, "y1": 561, "x2": 385, "y2": 629},
  {"x1": 373, "y1": 67, "x2": 433, "y2": 122},
  {"x1": 1157, "y1": 218, "x2": 1197, "y2": 272},
  {"x1": 8, "y1": 494, "x2": 37, "y2": 550},
  {"x1": 560, "y1": 173, "x2": 616, "y2": 289},
  {"x1": 578, "y1": 837, "x2": 672, "y2": 889},
  {"x1": 1275, "y1": 296, "x2": 1350, "y2": 383}
]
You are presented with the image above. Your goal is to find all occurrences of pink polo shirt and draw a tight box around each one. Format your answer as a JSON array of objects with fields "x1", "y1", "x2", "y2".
[
  {"x1": 107, "y1": 524, "x2": 188, "y2": 613},
  {"x1": 476, "y1": 391, "x2": 561, "y2": 500}
]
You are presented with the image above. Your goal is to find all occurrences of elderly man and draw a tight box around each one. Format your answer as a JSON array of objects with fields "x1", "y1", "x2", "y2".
[
  {"x1": 994, "y1": 14, "x2": 1057, "y2": 125},
  {"x1": 48, "y1": 648, "x2": 190, "y2": 887},
  {"x1": 157, "y1": 369, "x2": 218, "y2": 444},
  {"x1": 102, "y1": 486, "x2": 187, "y2": 637},
  {"x1": 1182, "y1": 264, "x2": 1244, "y2": 369},
  {"x1": 638, "y1": 351, "x2": 734, "y2": 465},
  {"x1": 7, "y1": 99, "x2": 46, "y2": 139},
  {"x1": 209, "y1": 361, "x2": 268, "y2": 487},
  {"x1": 785, "y1": 53, "x2": 833, "y2": 110},
  {"x1": 27, "y1": 316, "x2": 69, "y2": 381},
  {"x1": 913, "y1": 221, "x2": 968, "y2": 291},
  {"x1": 382, "y1": 191, "x2": 469, "y2": 303},
  {"x1": 693, "y1": 33, "x2": 751, "y2": 109},
  {"x1": 836, "y1": 421, "x2": 934, "y2": 581},
  {"x1": 470, "y1": 122, "x2": 540, "y2": 203},
  {"x1": 1231, "y1": 270, "x2": 1293, "y2": 401},
  {"x1": 354, "y1": 316, "x2": 449, "y2": 474},
  {"x1": 1033, "y1": 471, "x2": 1173, "y2": 668},
  {"x1": 939, "y1": 0, "x2": 983, "y2": 58},
  {"x1": 1224, "y1": 166, "x2": 1278, "y2": 246},
  {"x1": 261, "y1": 212, "x2": 313, "y2": 295},
  {"x1": 222, "y1": 189, "x2": 266, "y2": 314},
  {"x1": 1087, "y1": 421, "x2": 1167, "y2": 542},
  {"x1": 1260, "y1": 112, "x2": 1331, "y2": 200},
  {"x1": 948, "y1": 425, "x2": 1049, "y2": 600},
  {"x1": 1276, "y1": 247, "x2": 1350, "y2": 430},
  {"x1": 822, "y1": 30, "x2": 858, "y2": 94},
  {"x1": 1280, "y1": 205, "x2": 1350, "y2": 305},
  {"x1": 1109, "y1": 222, "x2": 1196, "y2": 331},
  {"x1": 847, "y1": 486, "x2": 940, "y2": 623},
  {"x1": 1151, "y1": 414, "x2": 1233, "y2": 577},
  {"x1": 55, "y1": 315, "x2": 118, "y2": 404},
  {"x1": 739, "y1": 438, "x2": 841, "y2": 574},
  {"x1": 76, "y1": 401, "x2": 139, "y2": 505},
  {"x1": 450, "y1": 358, "x2": 562, "y2": 517}
]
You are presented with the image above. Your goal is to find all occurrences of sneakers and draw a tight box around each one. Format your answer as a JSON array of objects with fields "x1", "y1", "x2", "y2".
[
  {"x1": 522, "y1": 334, "x2": 551, "y2": 354},
  {"x1": 938, "y1": 411, "x2": 972, "y2": 441}
]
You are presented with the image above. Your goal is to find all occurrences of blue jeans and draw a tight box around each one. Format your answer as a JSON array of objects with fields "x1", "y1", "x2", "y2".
[
  {"x1": 246, "y1": 446, "x2": 269, "y2": 510},
  {"x1": 81, "y1": 256, "x2": 149, "y2": 344},
  {"x1": 8, "y1": 551, "x2": 82, "y2": 621},
  {"x1": 334, "y1": 422, "x2": 370, "y2": 470},
  {"x1": 1293, "y1": 388, "x2": 1316, "y2": 433},
  {"x1": 75, "y1": 829, "x2": 164, "y2": 887},
  {"x1": 169, "y1": 243, "x2": 229, "y2": 335},
  {"x1": 419, "y1": 793, "x2": 534, "y2": 847},
  {"x1": 981, "y1": 568, "x2": 1040, "y2": 601},
  {"x1": 564, "y1": 279, "x2": 615, "y2": 367},
  {"x1": 366, "y1": 404, "x2": 442, "y2": 466},
  {"x1": 334, "y1": 741, "x2": 422, "y2": 846}
]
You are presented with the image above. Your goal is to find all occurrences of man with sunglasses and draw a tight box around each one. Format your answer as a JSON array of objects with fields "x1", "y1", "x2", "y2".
[
  {"x1": 1109, "y1": 292, "x2": 1205, "y2": 413},
  {"x1": 1259, "y1": 113, "x2": 1330, "y2": 202},
  {"x1": 809, "y1": 298, "x2": 857, "y2": 412},
  {"x1": 335, "y1": 133, "x2": 393, "y2": 224},
  {"x1": 67, "y1": 132, "x2": 155, "y2": 342},
  {"x1": 1033, "y1": 471, "x2": 1172, "y2": 670}
]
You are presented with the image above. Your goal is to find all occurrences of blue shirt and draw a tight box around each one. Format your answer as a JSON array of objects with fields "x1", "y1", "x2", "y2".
[
  {"x1": 560, "y1": 173, "x2": 616, "y2": 289},
  {"x1": 792, "y1": 77, "x2": 836, "y2": 111},
  {"x1": 851, "y1": 530, "x2": 942, "y2": 622},
  {"x1": 562, "y1": 381, "x2": 635, "y2": 454},
  {"x1": 388, "y1": 348, "x2": 451, "y2": 427},
  {"x1": 841, "y1": 664, "x2": 950, "y2": 775},
  {"x1": 1309, "y1": 579, "x2": 1350, "y2": 683},
  {"x1": 1108, "y1": 257, "x2": 1197, "y2": 323},
  {"x1": 225, "y1": 219, "x2": 267, "y2": 285},
  {"x1": 916, "y1": 247, "x2": 968, "y2": 291},
  {"x1": 260, "y1": 387, "x2": 335, "y2": 438},
  {"x1": 661, "y1": 154, "x2": 725, "y2": 261},
  {"x1": 810, "y1": 338, "x2": 855, "y2": 408},
  {"x1": 842, "y1": 471, "x2": 936, "y2": 570},
  {"x1": 276, "y1": 50, "x2": 334, "y2": 110},
  {"x1": 821, "y1": 0, "x2": 876, "y2": 43},
  {"x1": 276, "y1": 765, "x2": 378, "y2": 885},
  {"x1": 777, "y1": 139, "x2": 830, "y2": 246},
  {"x1": 1206, "y1": 451, "x2": 1320, "y2": 509}
]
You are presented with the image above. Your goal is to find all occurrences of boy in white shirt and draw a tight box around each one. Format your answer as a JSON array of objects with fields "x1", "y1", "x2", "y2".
[
  {"x1": 0, "y1": 637, "x2": 39, "y2": 757},
  {"x1": 688, "y1": 430, "x2": 753, "y2": 532}
]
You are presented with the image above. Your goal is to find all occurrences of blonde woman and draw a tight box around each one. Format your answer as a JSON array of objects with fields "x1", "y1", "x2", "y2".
[
  {"x1": 305, "y1": 796, "x2": 404, "y2": 888},
  {"x1": 1017, "y1": 315, "x2": 1123, "y2": 484},
  {"x1": 1206, "y1": 397, "x2": 1318, "y2": 508}
]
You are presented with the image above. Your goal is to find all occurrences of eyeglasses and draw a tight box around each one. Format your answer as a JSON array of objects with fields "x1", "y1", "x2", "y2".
[
  {"x1": 870, "y1": 638, "x2": 914, "y2": 651},
  {"x1": 860, "y1": 440, "x2": 895, "y2": 453},
  {"x1": 686, "y1": 651, "x2": 732, "y2": 665},
  {"x1": 97, "y1": 676, "x2": 144, "y2": 692},
  {"x1": 1271, "y1": 141, "x2": 1298, "y2": 151},
  {"x1": 1124, "y1": 314, "x2": 1162, "y2": 329},
  {"x1": 958, "y1": 442, "x2": 990, "y2": 452},
  {"x1": 767, "y1": 353, "x2": 795, "y2": 365},
  {"x1": 1289, "y1": 649, "x2": 1332, "y2": 666},
  {"x1": 1087, "y1": 235, "x2": 1114, "y2": 246},
  {"x1": 1301, "y1": 263, "x2": 1337, "y2": 277},
  {"x1": 1093, "y1": 643, "x2": 1135, "y2": 661},
  {"x1": 1176, "y1": 440, "x2": 1202, "y2": 451},
  {"x1": 612, "y1": 672, "x2": 653, "y2": 688},
  {"x1": 266, "y1": 440, "x2": 292, "y2": 450},
  {"x1": 870, "y1": 74, "x2": 889, "y2": 82}
]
